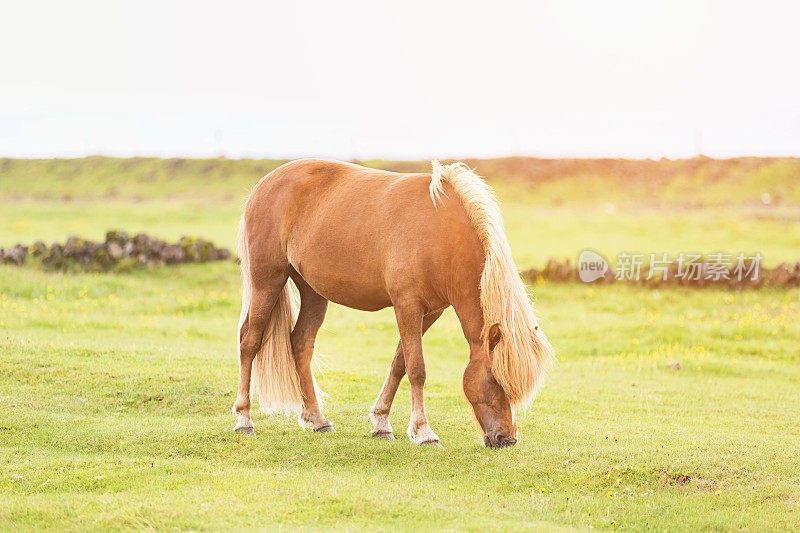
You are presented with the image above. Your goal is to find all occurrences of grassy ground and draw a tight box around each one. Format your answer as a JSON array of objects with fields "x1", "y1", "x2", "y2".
[
  {"x1": 2, "y1": 265, "x2": 798, "y2": 530},
  {"x1": 1, "y1": 157, "x2": 799, "y2": 531}
]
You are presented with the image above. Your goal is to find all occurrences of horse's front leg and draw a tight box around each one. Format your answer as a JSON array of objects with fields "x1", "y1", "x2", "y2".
[
  {"x1": 393, "y1": 301, "x2": 441, "y2": 446},
  {"x1": 369, "y1": 342, "x2": 404, "y2": 440},
  {"x1": 370, "y1": 309, "x2": 444, "y2": 440}
]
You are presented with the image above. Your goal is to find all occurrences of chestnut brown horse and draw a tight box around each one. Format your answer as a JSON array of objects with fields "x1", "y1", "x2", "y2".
[{"x1": 232, "y1": 159, "x2": 554, "y2": 447}]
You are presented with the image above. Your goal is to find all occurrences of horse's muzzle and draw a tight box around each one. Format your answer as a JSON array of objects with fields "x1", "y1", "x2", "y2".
[{"x1": 484, "y1": 434, "x2": 517, "y2": 448}]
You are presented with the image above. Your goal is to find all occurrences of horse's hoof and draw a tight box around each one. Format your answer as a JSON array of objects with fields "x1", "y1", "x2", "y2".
[
  {"x1": 407, "y1": 424, "x2": 441, "y2": 447},
  {"x1": 314, "y1": 423, "x2": 335, "y2": 433},
  {"x1": 235, "y1": 426, "x2": 255, "y2": 436},
  {"x1": 372, "y1": 430, "x2": 396, "y2": 441}
]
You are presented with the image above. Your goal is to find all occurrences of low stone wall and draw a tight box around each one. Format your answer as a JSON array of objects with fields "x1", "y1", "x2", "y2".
[
  {"x1": 0, "y1": 231, "x2": 231, "y2": 272},
  {"x1": 522, "y1": 258, "x2": 800, "y2": 289},
  {"x1": 4, "y1": 236, "x2": 798, "y2": 288}
]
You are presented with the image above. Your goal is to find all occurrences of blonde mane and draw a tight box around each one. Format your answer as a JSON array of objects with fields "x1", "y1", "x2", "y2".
[{"x1": 429, "y1": 161, "x2": 555, "y2": 409}]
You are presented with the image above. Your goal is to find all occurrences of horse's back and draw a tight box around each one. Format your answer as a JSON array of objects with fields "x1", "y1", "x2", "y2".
[{"x1": 246, "y1": 159, "x2": 484, "y2": 311}]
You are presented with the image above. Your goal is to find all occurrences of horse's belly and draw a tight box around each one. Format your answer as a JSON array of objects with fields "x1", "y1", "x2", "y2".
[{"x1": 293, "y1": 261, "x2": 392, "y2": 312}]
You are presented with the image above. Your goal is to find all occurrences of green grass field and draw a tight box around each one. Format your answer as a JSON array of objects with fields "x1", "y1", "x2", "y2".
[{"x1": 1, "y1": 157, "x2": 799, "y2": 531}]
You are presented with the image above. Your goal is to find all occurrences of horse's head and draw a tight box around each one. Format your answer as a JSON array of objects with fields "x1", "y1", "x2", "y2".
[{"x1": 463, "y1": 323, "x2": 518, "y2": 448}]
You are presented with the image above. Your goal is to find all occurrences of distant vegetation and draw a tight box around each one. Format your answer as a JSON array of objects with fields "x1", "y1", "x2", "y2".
[
  {"x1": 2, "y1": 156, "x2": 799, "y2": 206},
  {"x1": 2, "y1": 156, "x2": 799, "y2": 269}
]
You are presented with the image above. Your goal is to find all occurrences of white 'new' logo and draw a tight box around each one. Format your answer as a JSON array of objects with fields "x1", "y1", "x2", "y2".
[{"x1": 578, "y1": 250, "x2": 609, "y2": 283}]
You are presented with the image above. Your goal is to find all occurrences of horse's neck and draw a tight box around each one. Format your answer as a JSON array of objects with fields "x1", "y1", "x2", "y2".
[{"x1": 450, "y1": 285, "x2": 486, "y2": 348}]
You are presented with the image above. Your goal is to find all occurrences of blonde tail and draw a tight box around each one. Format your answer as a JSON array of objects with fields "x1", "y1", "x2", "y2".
[{"x1": 237, "y1": 214, "x2": 310, "y2": 416}]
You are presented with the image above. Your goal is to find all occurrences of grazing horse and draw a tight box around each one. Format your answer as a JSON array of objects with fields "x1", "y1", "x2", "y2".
[{"x1": 232, "y1": 159, "x2": 554, "y2": 447}]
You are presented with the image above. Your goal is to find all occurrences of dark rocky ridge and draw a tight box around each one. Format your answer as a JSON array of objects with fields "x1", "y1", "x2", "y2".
[
  {"x1": 523, "y1": 258, "x2": 800, "y2": 289},
  {"x1": 0, "y1": 231, "x2": 231, "y2": 271}
]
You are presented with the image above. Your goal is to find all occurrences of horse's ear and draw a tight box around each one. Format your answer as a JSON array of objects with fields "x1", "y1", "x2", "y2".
[{"x1": 488, "y1": 323, "x2": 502, "y2": 353}]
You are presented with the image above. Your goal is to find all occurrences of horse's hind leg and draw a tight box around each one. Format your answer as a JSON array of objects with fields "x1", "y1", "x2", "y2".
[
  {"x1": 290, "y1": 269, "x2": 333, "y2": 432},
  {"x1": 370, "y1": 309, "x2": 444, "y2": 440},
  {"x1": 233, "y1": 271, "x2": 290, "y2": 434}
]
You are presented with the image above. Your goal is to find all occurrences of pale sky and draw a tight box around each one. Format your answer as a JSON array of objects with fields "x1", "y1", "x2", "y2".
[{"x1": 1, "y1": 0, "x2": 799, "y2": 159}]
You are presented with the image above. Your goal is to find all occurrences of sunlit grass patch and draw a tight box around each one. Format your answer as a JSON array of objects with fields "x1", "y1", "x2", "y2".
[{"x1": 1, "y1": 263, "x2": 799, "y2": 530}]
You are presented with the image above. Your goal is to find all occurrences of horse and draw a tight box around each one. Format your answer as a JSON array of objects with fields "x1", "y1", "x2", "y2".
[{"x1": 232, "y1": 159, "x2": 554, "y2": 448}]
